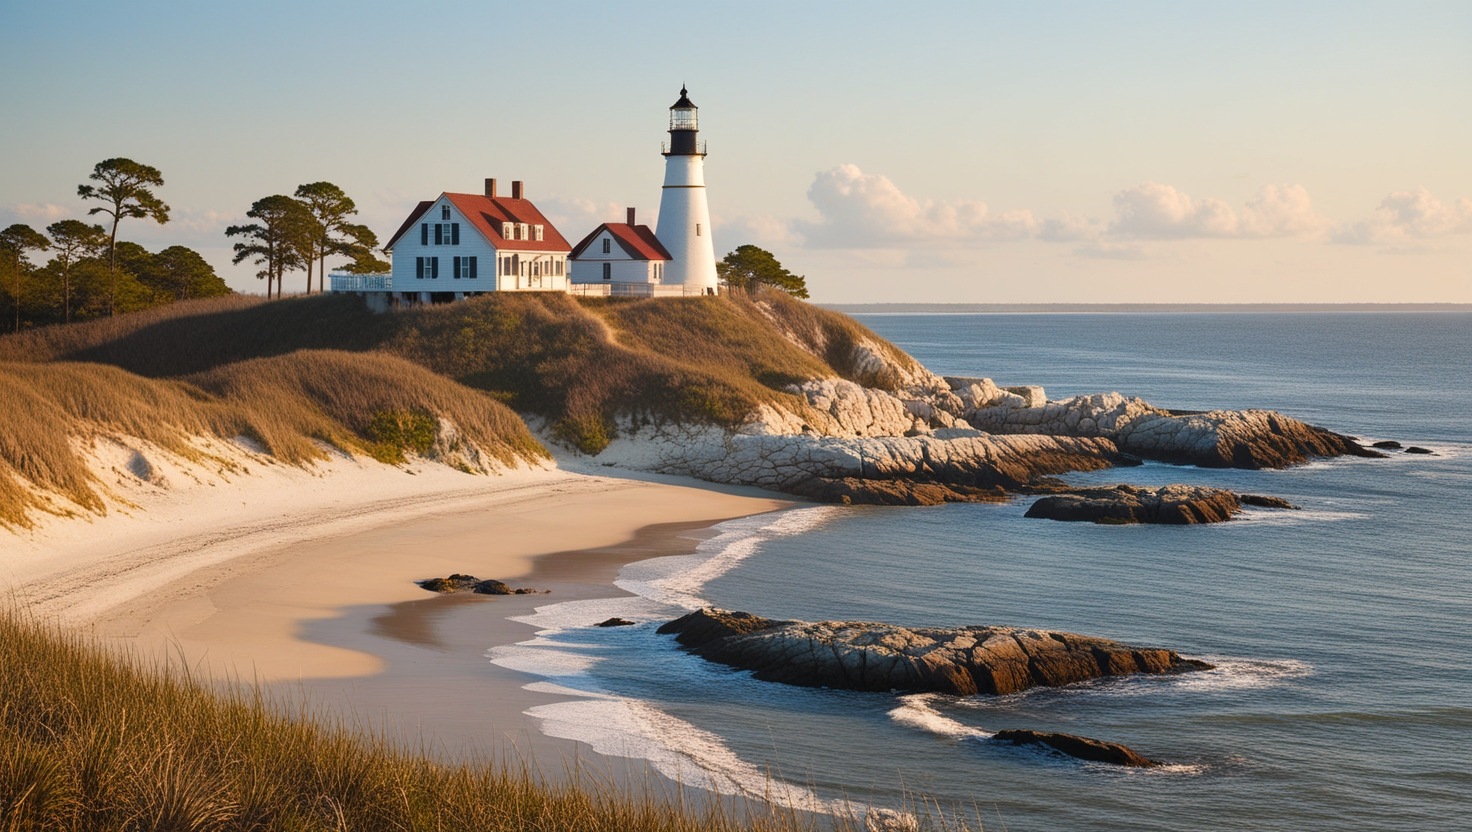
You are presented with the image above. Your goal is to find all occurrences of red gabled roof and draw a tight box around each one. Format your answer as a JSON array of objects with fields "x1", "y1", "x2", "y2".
[
  {"x1": 383, "y1": 193, "x2": 573, "y2": 253},
  {"x1": 569, "y1": 223, "x2": 672, "y2": 261}
]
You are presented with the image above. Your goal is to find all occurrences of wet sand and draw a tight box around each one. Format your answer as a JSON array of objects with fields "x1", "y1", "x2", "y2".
[{"x1": 83, "y1": 471, "x2": 793, "y2": 765}]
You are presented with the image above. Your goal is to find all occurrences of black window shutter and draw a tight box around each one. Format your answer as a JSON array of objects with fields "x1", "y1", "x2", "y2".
[
  {"x1": 469, "y1": 257, "x2": 478, "y2": 279},
  {"x1": 453, "y1": 256, "x2": 461, "y2": 278},
  {"x1": 452, "y1": 223, "x2": 460, "y2": 245},
  {"x1": 421, "y1": 224, "x2": 428, "y2": 245},
  {"x1": 434, "y1": 224, "x2": 442, "y2": 245},
  {"x1": 416, "y1": 257, "x2": 424, "y2": 279},
  {"x1": 431, "y1": 257, "x2": 439, "y2": 279}
]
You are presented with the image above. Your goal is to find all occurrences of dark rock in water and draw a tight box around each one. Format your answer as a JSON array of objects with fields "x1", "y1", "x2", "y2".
[
  {"x1": 1404, "y1": 446, "x2": 1435, "y2": 455},
  {"x1": 418, "y1": 574, "x2": 481, "y2": 593},
  {"x1": 595, "y1": 617, "x2": 636, "y2": 627},
  {"x1": 658, "y1": 608, "x2": 1211, "y2": 696},
  {"x1": 1372, "y1": 440, "x2": 1403, "y2": 450},
  {"x1": 785, "y1": 476, "x2": 1010, "y2": 506},
  {"x1": 992, "y1": 729, "x2": 1159, "y2": 767},
  {"x1": 417, "y1": 574, "x2": 544, "y2": 595},
  {"x1": 1240, "y1": 493, "x2": 1300, "y2": 509},
  {"x1": 1025, "y1": 484, "x2": 1247, "y2": 525}
]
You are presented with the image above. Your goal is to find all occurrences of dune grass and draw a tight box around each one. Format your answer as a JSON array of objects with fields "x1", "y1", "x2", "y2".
[
  {"x1": 0, "y1": 612, "x2": 841, "y2": 832},
  {"x1": 0, "y1": 351, "x2": 545, "y2": 528},
  {"x1": 0, "y1": 287, "x2": 921, "y2": 522}
]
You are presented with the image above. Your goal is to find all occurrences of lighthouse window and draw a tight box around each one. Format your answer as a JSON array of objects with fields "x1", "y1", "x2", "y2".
[{"x1": 696, "y1": 223, "x2": 702, "y2": 236}]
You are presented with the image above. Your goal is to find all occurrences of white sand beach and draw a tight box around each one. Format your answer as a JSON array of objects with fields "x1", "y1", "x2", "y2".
[{"x1": 2, "y1": 438, "x2": 793, "y2": 760}]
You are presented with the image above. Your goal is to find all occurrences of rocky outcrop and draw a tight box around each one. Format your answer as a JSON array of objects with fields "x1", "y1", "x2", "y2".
[
  {"x1": 595, "y1": 617, "x2": 636, "y2": 627},
  {"x1": 657, "y1": 608, "x2": 1211, "y2": 696},
  {"x1": 963, "y1": 391, "x2": 1383, "y2": 469},
  {"x1": 992, "y1": 730, "x2": 1158, "y2": 767},
  {"x1": 596, "y1": 423, "x2": 1127, "y2": 496},
  {"x1": 1023, "y1": 484, "x2": 1299, "y2": 524},
  {"x1": 417, "y1": 574, "x2": 544, "y2": 595}
]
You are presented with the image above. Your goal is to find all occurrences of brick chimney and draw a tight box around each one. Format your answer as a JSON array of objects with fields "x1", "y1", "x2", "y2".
[
  {"x1": 485, "y1": 178, "x2": 497, "y2": 198},
  {"x1": 511, "y1": 180, "x2": 523, "y2": 199},
  {"x1": 627, "y1": 207, "x2": 636, "y2": 226}
]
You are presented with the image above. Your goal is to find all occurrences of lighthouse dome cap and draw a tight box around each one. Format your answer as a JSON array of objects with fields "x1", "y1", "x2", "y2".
[{"x1": 671, "y1": 85, "x2": 696, "y2": 109}]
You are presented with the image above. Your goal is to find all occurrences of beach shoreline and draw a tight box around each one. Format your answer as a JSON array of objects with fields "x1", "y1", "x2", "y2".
[{"x1": 4, "y1": 451, "x2": 795, "y2": 765}]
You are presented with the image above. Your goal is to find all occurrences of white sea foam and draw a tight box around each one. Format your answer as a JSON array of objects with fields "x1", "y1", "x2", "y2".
[
  {"x1": 1235, "y1": 507, "x2": 1369, "y2": 525},
  {"x1": 616, "y1": 506, "x2": 840, "y2": 610},
  {"x1": 487, "y1": 506, "x2": 860, "y2": 814},
  {"x1": 1165, "y1": 656, "x2": 1314, "y2": 692},
  {"x1": 887, "y1": 694, "x2": 993, "y2": 741}
]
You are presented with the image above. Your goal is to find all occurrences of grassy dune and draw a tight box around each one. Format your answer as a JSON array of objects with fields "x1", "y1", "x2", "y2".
[
  {"x1": 0, "y1": 289, "x2": 918, "y2": 524},
  {"x1": 0, "y1": 613, "x2": 837, "y2": 832}
]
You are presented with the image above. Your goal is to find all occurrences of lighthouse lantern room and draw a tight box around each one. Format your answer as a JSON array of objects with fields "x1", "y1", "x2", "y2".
[{"x1": 656, "y1": 86, "x2": 720, "y2": 294}]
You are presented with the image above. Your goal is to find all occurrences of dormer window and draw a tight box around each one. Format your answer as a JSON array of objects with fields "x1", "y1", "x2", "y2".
[
  {"x1": 502, "y1": 222, "x2": 513, "y2": 239},
  {"x1": 534, "y1": 225, "x2": 544, "y2": 242},
  {"x1": 602, "y1": 238, "x2": 611, "y2": 254},
  {"x1": 519, "y1": 223, "x2": 529, "y2": 240},
  {"x1": 441, "y1": 205, "x2": 451, "y2": 221}
]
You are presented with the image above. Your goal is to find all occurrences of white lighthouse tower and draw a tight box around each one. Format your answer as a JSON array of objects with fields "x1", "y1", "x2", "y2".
[{"x1": 656, "y1": 87, "x2": 719, "y2": 294}]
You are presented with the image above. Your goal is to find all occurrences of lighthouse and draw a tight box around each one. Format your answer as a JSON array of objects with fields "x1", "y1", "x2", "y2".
[{"x1": 656, "y1": 86, "x2": 720, "y2": 294}]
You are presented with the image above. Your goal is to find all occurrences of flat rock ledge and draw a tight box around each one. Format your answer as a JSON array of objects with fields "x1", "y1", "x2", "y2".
[
  {"x1": 417, "y1": 574, "x2": 545, "y2": 595},
  {"x1": 992, "y1": 729, "x2": 1158, "y2": 767},
  {"x1": 1024, "y1": 484, "x2": 1299, "y2": 525},
  {"x1": 657, "y1": 608, "x2": 1211, "y2": 696}
]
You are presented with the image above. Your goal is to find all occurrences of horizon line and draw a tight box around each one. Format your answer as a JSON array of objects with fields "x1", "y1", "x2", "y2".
[{"x1": 819, "y1": 302, "x2": 1472, "y2": 314}]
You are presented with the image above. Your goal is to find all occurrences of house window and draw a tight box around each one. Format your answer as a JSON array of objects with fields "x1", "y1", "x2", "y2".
[
  {"x1": 696, "y1": 223, "x2": 702, "y2": 236},
  {"x1": 519, "y1": 223, "x2": 529, "y2": 240},
  {"x1": 441, "y1": 205, "x2": 450, "y2": 221},
  {"x1": 534, "y1": 225, "x2": 544, "y2": 241},
  {"x1": 455, "y1": 256, "x2": 475, "y2": 279},
  {"x1": 602, "y1": 238, "x2": 611, "y2": 254},
  {"x1": 502, "y1": 222, "x2": 513, "y2": 239},
  {"x1": 602, "y1": 263, "x2": 611, "y2": 280}
]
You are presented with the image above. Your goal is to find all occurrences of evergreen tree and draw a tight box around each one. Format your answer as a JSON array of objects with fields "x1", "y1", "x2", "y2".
[
  {"x1": 0, "y1": 224, "x2": 49, "y2": 332},
  {"x1": 293, "y1": 182, "x2": 362, "y2": 293},
  {"x1": 77, "y1": 158, "x2": 170, "y2": 316},
  {"x1": 227, "y1": 195, "x2": 310, "y2": 298},
  {"x1": 156, "y1": 246, "x2": 229, "y2": 299},
  {"x1": 716, "y1": 245, "x2": 810, "y2": 299},
  {"x1": 45, "y1": 220, "x2": 108, "y2": 322}
]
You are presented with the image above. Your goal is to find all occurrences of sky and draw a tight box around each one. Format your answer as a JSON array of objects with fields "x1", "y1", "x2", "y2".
[{"x1": 2, "y1": 1, "x2": 1469, "y2": 302}]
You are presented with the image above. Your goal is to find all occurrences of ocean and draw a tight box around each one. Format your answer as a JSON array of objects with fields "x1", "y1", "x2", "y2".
[{"x1": 490, "y1": 313, "x2": 1472, "y2": 831}]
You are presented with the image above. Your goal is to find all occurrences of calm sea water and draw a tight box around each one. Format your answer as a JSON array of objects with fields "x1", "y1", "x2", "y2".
[{"x1": 493, "y1": 313, "x2": 1472, "y2": 831}]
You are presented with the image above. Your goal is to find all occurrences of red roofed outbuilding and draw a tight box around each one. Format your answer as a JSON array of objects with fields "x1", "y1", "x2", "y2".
[{"x1": 568, "y1": 208, "x2": 673, "y2": 291}]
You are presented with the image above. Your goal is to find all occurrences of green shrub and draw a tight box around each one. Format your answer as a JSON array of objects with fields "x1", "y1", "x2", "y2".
[{"x1": 367, "y1": 409, "x2": 437, "y2": 464}]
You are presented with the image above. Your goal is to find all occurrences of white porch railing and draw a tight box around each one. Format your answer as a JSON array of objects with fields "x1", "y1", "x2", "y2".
[
  {"x1": 567, "y1": 282, "x2": 717, "y2": 298},
  {"x1": 329, "y1": 272, "x2": 392, "y2": 291}
]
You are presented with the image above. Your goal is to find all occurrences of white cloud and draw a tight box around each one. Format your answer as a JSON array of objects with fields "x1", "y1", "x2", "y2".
[
  {"x1": 1039, "y1": 211, "x2": 1106, "y2": 242},
  {"x1": 796, "y1": 164, "x2": 1038, "y2": 247},
  {"x1": 1110, "y1": 182, "x2": 1325, "y2": 239},
  {"x1": 5, "y1": 203, "x2": 73, "y2": 224},
  {"x1": 1334, "y1": 187, "x2": 1472, "y2": 245},
  {"x1": 714, "y1": 212, "x2": 801, "y2": 252},
  {"x1": 1239, "y1": 184, "x2": 1327, "y2": 237}
]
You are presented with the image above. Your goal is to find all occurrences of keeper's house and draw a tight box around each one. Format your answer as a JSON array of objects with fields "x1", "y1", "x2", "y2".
[
  {"x1": 331, "y1": 178, "x2": 571, "y2": 310},
  {"x1": 567, "y1": 208, "x2": 679, "y2": 296}
]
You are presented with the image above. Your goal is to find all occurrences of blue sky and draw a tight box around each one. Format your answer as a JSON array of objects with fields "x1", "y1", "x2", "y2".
[{"x1": 2, "y1": 1, "x2": 1469, "y2": 301}]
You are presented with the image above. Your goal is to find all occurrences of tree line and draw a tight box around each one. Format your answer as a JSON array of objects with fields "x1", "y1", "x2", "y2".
[
  {"x1": 1, "y1": 158, "x2": 230, "y2": 330},
  {"x1": 227, "y1": 184, "x2": 388, "y2": 298},
  {"x1": 1, "y1": 158, "x2": 393, "y2": 330}
]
